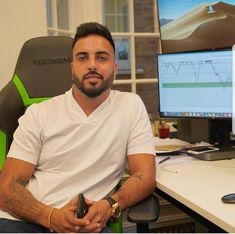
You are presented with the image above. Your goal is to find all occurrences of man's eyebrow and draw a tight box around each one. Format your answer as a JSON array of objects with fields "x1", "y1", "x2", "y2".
[
  {"x1": 75, "y1": 51, "x2": 110, "y2": 57},
  {"x1": 96, "y1": 51, "x2": 110, "y2": 56}
]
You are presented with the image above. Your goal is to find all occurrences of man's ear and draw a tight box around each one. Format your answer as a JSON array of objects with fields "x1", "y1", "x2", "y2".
[
  {"x1": 113, "y1": 63, "x2": 118, "y2": 80},
  {"x1": 71, "y1": 61, "x2": 74, "y2": 71},
  {"x1": 71, "y1": 63, "x2": 74, "y2": 80}
]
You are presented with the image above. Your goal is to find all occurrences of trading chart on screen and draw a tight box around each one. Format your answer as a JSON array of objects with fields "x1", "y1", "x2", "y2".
[{"x1": 158, "y1": 50, "x2": 232, "y2": 118}]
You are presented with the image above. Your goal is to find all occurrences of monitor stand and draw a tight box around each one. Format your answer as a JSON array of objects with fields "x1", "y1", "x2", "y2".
[
  {"x1": 208, "y1": 119, "x2": 232, "y2": 145},
  {"x1": 177, "y1": 119, "x2": 209, "y2": 143},
  {"x1": 177, "y1": 118, "x2": 235, "y2": 161}
]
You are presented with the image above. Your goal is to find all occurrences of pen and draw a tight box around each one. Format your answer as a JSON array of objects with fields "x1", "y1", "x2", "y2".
[{"x1": 159, "y1": 156, "x2": 170, "y2": 164}]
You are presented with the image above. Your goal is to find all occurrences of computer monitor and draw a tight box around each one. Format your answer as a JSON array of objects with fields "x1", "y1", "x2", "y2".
[
  {"x1": 157, "y1": 49, "x2": 234, "y2": 146},
  {"x1": 157, "y1": 0, "x2": 235, "y2": 53},
  {"x1": 157, "y1": 49, "x2": 232, "y2": 119}
]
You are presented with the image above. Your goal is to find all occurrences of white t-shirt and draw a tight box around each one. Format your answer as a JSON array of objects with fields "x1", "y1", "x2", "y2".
[{"x1": 0, "y1": 89, "x2": 155, "y2": 220}]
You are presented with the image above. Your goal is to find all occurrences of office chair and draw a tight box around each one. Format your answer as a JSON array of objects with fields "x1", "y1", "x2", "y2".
[
  {"x1": 0, "y1": 36, "x2": 73, "y2": 170},
  {"x1": 0, "y1": 36, "x2": 160, "y2": 232}
]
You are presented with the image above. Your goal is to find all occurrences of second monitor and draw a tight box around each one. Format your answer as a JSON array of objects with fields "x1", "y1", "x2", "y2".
[
  {"x1": 157, "y1": 49, "x2": 235, "y2": 159},
  {"x1": 157, "y1": 49, "x2": 232, "y2": 120}
]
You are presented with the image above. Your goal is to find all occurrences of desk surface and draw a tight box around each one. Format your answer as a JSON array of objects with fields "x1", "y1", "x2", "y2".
[{"x1": 156, "y1": 155, "x2": 235, "y2": 232}]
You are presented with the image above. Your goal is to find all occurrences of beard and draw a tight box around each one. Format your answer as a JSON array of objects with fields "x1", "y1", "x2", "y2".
[{"x1": 72, "y1": 70, "x2": 114, "y2": 98}]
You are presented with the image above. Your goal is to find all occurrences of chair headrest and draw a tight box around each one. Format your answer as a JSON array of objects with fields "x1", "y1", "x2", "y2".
[{"x1": 14, "y1": 36, "x2": 73, "y2": 98}]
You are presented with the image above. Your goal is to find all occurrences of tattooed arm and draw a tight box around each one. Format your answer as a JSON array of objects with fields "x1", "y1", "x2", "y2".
[
  {"x1": 0, "y1": 158, "x2": 99, "y2": 232},
  {"x1": 0, "y1": 157, "x2": 50, "y2": 227},
  {"x1": 112, "y1": 153, "x2": 156, "y2": 210}
]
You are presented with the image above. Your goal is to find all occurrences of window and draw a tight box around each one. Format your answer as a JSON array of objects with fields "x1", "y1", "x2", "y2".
[
  {"x1": 102, "y1": 0, "x2": 160, "y2": 116},
  {"x1": 103, "y1": 0, "x2": 129, "y2": 32},
  {"x1": 46, "y1": 0, "x2": 160, "y2": 115},
  {"x1": 46, "y1": 0, "x2": 72, "y2": 36}
]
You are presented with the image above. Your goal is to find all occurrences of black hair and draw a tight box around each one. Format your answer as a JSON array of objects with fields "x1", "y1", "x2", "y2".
[{"x1": 72, "y1": 22, "x2": 115, "y2": 52}]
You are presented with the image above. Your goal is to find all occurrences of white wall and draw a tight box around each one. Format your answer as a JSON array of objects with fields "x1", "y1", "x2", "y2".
[{"x1": 0, "y1": 0, "x2": 47, "y2": 90}]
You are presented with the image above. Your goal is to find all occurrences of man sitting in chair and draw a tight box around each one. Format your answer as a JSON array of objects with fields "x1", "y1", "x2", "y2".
[{"x1": 0, "y1": 22, "x2": 156, "y2": 233}]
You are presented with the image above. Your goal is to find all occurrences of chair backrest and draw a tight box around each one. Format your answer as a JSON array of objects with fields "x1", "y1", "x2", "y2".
[{"x1": 0, "y1": 36, "x2": 73, "y2": 170}]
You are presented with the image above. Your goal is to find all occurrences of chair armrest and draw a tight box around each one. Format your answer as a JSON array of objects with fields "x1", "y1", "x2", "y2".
[{"x1": 127, "y1": 193, "x2": 160, "y2": 223}]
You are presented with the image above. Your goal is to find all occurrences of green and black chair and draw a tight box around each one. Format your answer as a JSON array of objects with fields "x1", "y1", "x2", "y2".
[
  {"x1": 0, "y1": 36, "x2": 159, "y2": 232},
  {"x1": 0, "y1": 36, "x2": 73, "y2": 170}
]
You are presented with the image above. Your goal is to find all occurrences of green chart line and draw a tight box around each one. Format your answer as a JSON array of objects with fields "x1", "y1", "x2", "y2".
[{"x1": 162, "y1": 82, "x2": 232, "y2": 88}]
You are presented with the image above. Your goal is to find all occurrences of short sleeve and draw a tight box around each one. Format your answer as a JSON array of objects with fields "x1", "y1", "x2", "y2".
[
  {"x1": 127, "y1": 95, "x2": 155, "y2": 156},
  {"x1": 7, "y1": 104, "x2": 42, "y2": 165}
]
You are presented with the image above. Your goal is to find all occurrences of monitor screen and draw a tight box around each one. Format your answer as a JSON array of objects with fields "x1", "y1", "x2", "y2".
[
  {"x1": 157, "y1": 0, "x2": 235, "y2": 53},
  {"x1": 157, "y1": 49, "x2": 232, "y2": 119}
]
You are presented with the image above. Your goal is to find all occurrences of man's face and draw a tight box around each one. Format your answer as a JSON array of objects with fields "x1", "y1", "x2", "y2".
[{"x1": 71, "y1": 35, "x2": 117, "y2": 98}]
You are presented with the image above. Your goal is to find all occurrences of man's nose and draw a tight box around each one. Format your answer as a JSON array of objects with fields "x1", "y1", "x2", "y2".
[{"x1": 88, "y1": 58, "x2": 97, "y2": 71}]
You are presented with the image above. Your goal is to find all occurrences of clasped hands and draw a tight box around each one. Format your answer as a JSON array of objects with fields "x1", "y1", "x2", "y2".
[{"x1": 48, "y1": 196, "x2": 111, "y2": 233}]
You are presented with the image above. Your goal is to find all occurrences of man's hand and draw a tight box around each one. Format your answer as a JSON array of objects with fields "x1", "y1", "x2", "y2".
[
  {"x1": 49, "y1": 197, "x2": 90, "y2": 233},
  {"x1": 79, "y1": 199, "x2": 111, "y2": 233},
  {"x1": 49, "y1": 197, "x2": 111, "y2": 233}
]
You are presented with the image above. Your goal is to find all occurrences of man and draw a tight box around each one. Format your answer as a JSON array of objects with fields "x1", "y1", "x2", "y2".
[{"x1": 0, "y1": 22, "x2": 156, "y2": 233}]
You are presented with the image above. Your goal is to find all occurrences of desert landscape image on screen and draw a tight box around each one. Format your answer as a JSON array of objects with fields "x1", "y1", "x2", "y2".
[{"x1": 158, "y1": 1, "x2": 235, "y2": 53}]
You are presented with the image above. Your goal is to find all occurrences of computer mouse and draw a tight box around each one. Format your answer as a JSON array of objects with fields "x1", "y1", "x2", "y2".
[{"x1": 221, "y1": 193, "x2": 235, "y2": 203}]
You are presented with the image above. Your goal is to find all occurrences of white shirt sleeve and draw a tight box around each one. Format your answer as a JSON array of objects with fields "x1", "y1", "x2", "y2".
[
  {"x1": 127, "y1": 95, "x2": 155, "y2": 156},
  {"x1": 7, "y1": 104, "x2": 42, "y2": 165}
]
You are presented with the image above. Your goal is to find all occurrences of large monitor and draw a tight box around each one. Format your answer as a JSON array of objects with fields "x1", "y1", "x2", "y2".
[
  {"x1": 157, "y1": 49, "x2": 234, "y2": 145},
  {"x1": 157, "y1": 49, "x2": 232, "y2": 119},
  {"x1": 157, "y1": 0, "x2": 235, "y2": 53}
]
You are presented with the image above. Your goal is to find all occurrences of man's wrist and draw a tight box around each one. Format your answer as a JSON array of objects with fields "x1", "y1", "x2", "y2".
[
  {"x1": 103, "y1": 197, "x2": 121, "y2": 222},
  {"x1": 37, "y1": 205, "x2": 53, "y2": 229},
  {"x1": 48, "y1": 207, "x2": 55, "y2": 232}
]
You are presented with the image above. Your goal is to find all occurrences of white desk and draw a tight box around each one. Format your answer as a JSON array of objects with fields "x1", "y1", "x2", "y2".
[{"x1": 156, "y1": 155, "x2": 235, "y2": 232}]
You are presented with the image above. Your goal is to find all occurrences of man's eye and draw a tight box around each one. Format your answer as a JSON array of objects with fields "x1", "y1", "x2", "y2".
[
  {"x1": 77, "y1": 56, "x2": 87, "y2": 61},
  {"x1": 97, "y1": 56, "x2": 108, "y2": 61}
]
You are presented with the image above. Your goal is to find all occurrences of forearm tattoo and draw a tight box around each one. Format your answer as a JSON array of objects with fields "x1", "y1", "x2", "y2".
[
  {"x1": 117, "y1": 173, "x2": 144, "y2": 208},
  {"x1": 4, "y1": 177, "x2": 43, "y2": 222},
  {"x1": 133, "y1": 174, "x2": 143, "y2": 181}
]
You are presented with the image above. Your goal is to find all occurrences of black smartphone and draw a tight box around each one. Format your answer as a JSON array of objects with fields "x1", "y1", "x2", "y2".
[
  {"x1": 221, "y1": 193, "x2": 235, "y2": 204},
  {"x1": 76, "y1": 193, "x2": 88, "y2": 218}
]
